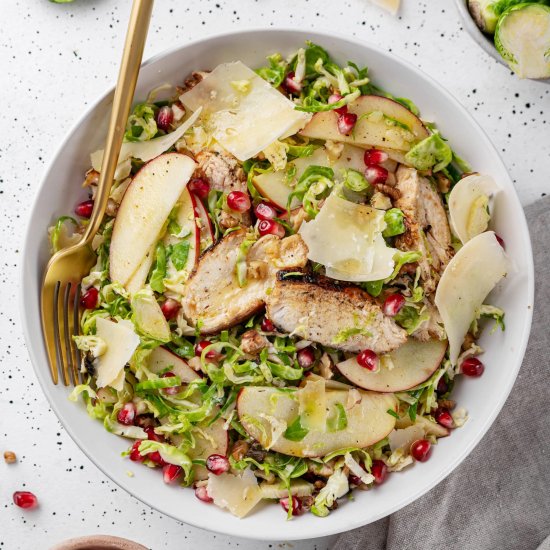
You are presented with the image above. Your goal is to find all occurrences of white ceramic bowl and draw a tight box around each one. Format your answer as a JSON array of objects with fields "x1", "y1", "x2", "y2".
[{"x1": 21, "y1": 29, "x2": 534, "y2": 540}]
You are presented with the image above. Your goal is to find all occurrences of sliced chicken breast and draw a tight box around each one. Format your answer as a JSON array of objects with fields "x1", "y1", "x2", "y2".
[
  {"x1": 394, "y1": 166, "x2": 453, "y2": 294},
  {"x1": 265, "y1": 273, "x2": 407, "y2": 354},
  {"x1": 182, "y1": 230, "x2": 308, "y2": 334}
]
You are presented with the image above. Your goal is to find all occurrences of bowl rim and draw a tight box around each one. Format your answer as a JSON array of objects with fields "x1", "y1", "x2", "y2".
[{"x1": 20, "y1": 27, "x2": 534, "y2": 540}]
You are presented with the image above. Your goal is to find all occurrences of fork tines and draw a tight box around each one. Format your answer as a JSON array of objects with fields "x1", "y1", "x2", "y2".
[{"x1": 52, "y1": 281, "x2": 82, "y2": 386}]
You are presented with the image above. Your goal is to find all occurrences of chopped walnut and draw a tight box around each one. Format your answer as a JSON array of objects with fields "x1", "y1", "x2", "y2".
[
  {"x1": 82, "y1": 169, "x2": 99, "y2": 188},
  {"x1": 435, "y1": 172, "x2": 451, "y2": 194},
  {"x1": 218, "y1": 210, "x2": 240, "y2": 230},
  {"x1": 179, "y1": 71, "x2": 207, "y2": 93},
  {"x1": 105, "y1": 198, "x2": 118, "y2": 217},
  {"x1": 290, "y1": 208, "x2": 310, "y2": 232},
  {"x1": 314, "y1": 480, "x2": 327, "y2": 490},
  {"x1": 3, "y1": 451, "x2": 16, "y2": 464},
  {"x1": 231, "y1": 440, "x2": 250, "y2": 461},
  {"x1": 187, "y1": 356, "x2": 204, "y2": 373},
  {"x1": 461, "y1": 332, "x2": 476, "y2": 351},
  {"x1": 438, "y1": 399, "x2": 456, "y2": 410},
  {"x1": 375, "y1": 183, "x2": 401, "y2": 201},
  {"x1": 240, "y1": 330, "x2": 269, "y2": 355},
  {"x1": 308, "y1": 460, "x2": 334, "y2": 478},
  {"x1": 324, "y1": 140, "x2": 344, "y2": 162}
]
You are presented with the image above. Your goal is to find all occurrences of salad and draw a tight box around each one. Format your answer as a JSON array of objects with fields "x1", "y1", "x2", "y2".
[{"x1": 52, "y1": 42, "x2": 508, "y2": 519}]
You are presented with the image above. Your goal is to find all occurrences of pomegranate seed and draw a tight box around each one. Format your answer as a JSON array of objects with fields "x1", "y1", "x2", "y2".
[
  {"x1": 364, "y1": 149, "x2": 389, "y2": 166},
  {"x1": 495, "y1": 234, "x2": 506, "y2": 249},
  {"x1": 227, "y1": 191, "x2": 251, "y2": 213},
  {"x1": 258, "y1": 219, "x2": 285, "y2": 238},
  {"x1": 261, "y1": 317, "x2": 275, "y2": 332},
  {"x1": 129, "y1": 441, "x2": 145, "y2": 462},
  {"x1": 436, "y1": 377, "x2": 449, "y2": 395},
  {"x1": 188, "y1": 177, "x2": 210, "y2": 200},
  {"x1": 161, "y1": 371, "x2": 179, "y2": 395},
  {"x1": 282, "y1": 71, "x2": 302, "y2": 95},
  {"x1": 254, "y1": 202, "x2": 277, "y2": 220},
  {"x1": 328, "y1": 93, "x2": 347, "y2": 115},
  {"x1": 80, "y1": 287, "x2": 99, "y2": 309},
  {"x1": 410, "y1": 439, "x2": 431, "y2": 462},
  {"x1": 163, "y1": 463, "x2": 183, "y2": 484},
  {"x1": 280, "y1": 496, "x2": 303, "y2": 516},
  {"x1": 75, "y1": 199, "x2": 94, "y2": 218},
  {"x1": 156, "y1": 105, "x2": 174, "y2": 132},
  {"x1": 349, "y1": 474, "x2": 362, "y2": 486},
  {"x1": 144, "y1": 426, "x2": 164, "y2": 443},
  {"x1": 383, "y1": 293, "x2": 406, "y2": 317},
  {"x1": 194, "y1": 484, "x2": 213, "y2": 503},
  {"x1": 371, "y1": 459, "x2": 388, "y2": 484},
  {"x1": 148, "y1": 451, "x2": 167, "y2": 467},
  {"x1": 194, "y1": 340, "x2": 219, "y2": 360},
  {"x1": 13, "y1": 491, "x2": 38, "y2": 509},
  {"x1": 461, "y1": 357, "x2": 485, "y2": 377},
  {"x1": 434, "y1": 408, "x2": 454, "y2": 429},
  {"x1": 337, "y1": 112, "x2": 357, "y2": 135},
  {"x1": 206, "y1": 454, "x2": 230, "y2": 475},
  {"x1": 365, "y1": 165, "x2": 389, "y2": 185},
  {"x1": 117, "y1": 402, "x2": 136, "y2": 426},
  {"x1": 297, "y1": 347, "x2": 315, "y2": 369},
  {"x1": 161, "y1": 298, "x2": 181, "y2": 321},
  {"x1": 357, "y1": 349, "x2": 379, "y2": 371}
]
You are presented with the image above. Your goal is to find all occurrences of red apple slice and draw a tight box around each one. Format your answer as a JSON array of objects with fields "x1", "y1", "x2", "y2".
[
  {"x1": 110, "y1": 153, "x2": 196, "y2": 286},
  {"x1": 237, "y1": 386, "x2": 397, "y2": 458},
  {"x1": 300, "y1": 95, "x2": 429, "y2": 152},
  {"x1": 336, "y1": 339, "x2": 448, "y2": 393},
  {"x1": 192, "y1": 195, "x2": 215, "y2": 251},
  {"x1": 164, "y1": 188, "x2": 200, "y2": 273},
  {"x1": 147, "y1": 346, "x2": 201, "y2": 383}
]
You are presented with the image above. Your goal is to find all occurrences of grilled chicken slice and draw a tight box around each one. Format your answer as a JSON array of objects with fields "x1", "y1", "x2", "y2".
[
  {"x1": 195, "y1": 150, "x2": 252, "y2": 227},
  {"x1": 265, "y1": 273, "x2": 407, "y2": 354},
  {"x1": 394, "y1": 166, "x2": 453, "y2": 294},
  {"x1": 182, "y1": 230, "x2": 308, "y2": 334}
]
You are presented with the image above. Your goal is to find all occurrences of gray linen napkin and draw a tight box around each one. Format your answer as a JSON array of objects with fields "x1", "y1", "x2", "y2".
[{"x1": 334, "y1": 196, "x2": 550, "y2": 550}]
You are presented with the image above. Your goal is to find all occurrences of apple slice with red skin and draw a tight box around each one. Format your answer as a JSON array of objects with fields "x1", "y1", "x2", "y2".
[
  {"x1": 336, "y1": 339, "x2": 448, "y2": 393},
  {"x1": 146, "y1": 346, "x2": 201, "y2": 383},
  {"x1": 164, "y1": 188, "x2": 200, "y2": 273},
  {"x1": 192, "y1": 194, "x2": 215, "y2": 251},
  {"x1": 237, "y1": 386, "x2": 397, "y2": 458},
  {"x1": 300, "y1": 95, "x2": 429, "y2": 152},
  {"x1": 109, "y1": 153, "x2": 196, "y2": 286}
]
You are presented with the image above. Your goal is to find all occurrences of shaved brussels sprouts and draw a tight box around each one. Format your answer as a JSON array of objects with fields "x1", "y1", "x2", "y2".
[{"x1": 495, "y1": 3, "x2": 550, "y2": 79}]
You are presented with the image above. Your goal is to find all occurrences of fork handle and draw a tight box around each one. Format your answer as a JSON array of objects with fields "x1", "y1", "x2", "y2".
[{"x1": 83, "y1": 0, "x2": 154, "y2": 243}]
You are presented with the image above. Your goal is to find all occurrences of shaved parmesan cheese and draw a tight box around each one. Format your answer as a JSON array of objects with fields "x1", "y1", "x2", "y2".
[
  {"x1": 344, "y1": 453, "x2": 375, "y2": 485},
  {"x1": 95, "y1": 317, "x2": 140, "y2": 391},
  {"x1": 207, "y1": 468, "x2": 262, "y2": 518},
  {"x1": 448, "y1": 174, "x2": 498, "y2": 244},
  {"x1": 371, "y1": 0, "x2": 401, "y2": 15},
  {"x1": 299, "y1": 193, "x2": 397, "y2": 282},
  {"x1": 298, "y1": 379, "x2": 327, "y2": 431},
  {"x1": 435, "y1": 231, "x2": 508, "y2": 364},
  {"x1": 180, "y1": 61, "x2": 311, "y2": 161},
  {"x1": 91, "y1": 108, "x2": 201, "y2": 175}
]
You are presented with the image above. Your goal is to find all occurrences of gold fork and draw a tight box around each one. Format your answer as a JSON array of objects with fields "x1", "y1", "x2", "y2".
[{"x1": 40, "y1": 0, "x2": 154, "y2": 386}]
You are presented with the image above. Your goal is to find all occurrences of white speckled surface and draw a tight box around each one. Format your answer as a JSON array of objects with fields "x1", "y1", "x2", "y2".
[{"x1": 1, "y1": 1, "x2": 548, "y2": 549}]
